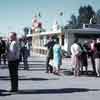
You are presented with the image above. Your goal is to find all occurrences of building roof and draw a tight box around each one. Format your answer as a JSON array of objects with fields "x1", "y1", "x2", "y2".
[
  {"x1": 65, "y1": 28, "x2": 100, "y2": 34},
  {"x1": 32, "y1": 30, "x2": 62, "y2": 36}
]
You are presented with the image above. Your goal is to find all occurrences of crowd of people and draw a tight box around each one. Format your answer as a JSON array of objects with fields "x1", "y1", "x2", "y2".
[
  {"x1": 71, "y1": 38, "x2": 100, "y2": 77},
  {"x1": 45, "y1": 36, "x2": 100, "y2": 78},
  {"x1": 45, "y1": 36, "x2": 62, "y2": 75},
  {"x1": 1, "y1": 32, "x2": 100, "y2": 93}
]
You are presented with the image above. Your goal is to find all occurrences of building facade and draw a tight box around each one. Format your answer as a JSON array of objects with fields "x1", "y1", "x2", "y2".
[{"x1": 32, "y1": 24, "x2": 100, "y2": 56}]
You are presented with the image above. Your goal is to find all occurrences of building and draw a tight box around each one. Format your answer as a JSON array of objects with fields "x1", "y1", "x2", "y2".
[
  {"x1": 32, "y1": 23, "x2": 100, "y2": 56},
  {"x1": 64, "y1": 27, "x2": 100, "y2": 55}
]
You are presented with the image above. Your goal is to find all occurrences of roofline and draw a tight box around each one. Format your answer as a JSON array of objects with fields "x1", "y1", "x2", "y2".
[
  {"x1": 32, "y1": 30, "x2": 62, "y2": 36},
  {"x1": 65, "y1": 28, "x2": 100, "y2": 34}
]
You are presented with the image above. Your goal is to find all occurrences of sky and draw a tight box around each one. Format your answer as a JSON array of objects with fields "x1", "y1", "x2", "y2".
[{"x1": 0, "y1": 0, "x2": 100, "y2": 37}]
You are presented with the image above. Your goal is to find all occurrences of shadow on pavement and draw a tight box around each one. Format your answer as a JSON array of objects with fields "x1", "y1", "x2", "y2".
[
  {"x1": 63, "y1": 70, "x2": 97, "y2": 77},
  {"x1": 0, "y1": 88, "x2": 99, "y2": 96},
  {"x1": 63, "y1": 70, "x2": 73, "y2": 76},
  {"x1": 17, "y1": 88, "x2": 100, "y2": 94},
  {"x1": 0, "y1": 76, "x2": 59, "y2": 81},
  {"x1": 81, "y1": 71, "x2": 97, "y2": 77},
  {"x1": 0, "y1": 89, "x2": 11, "y2": 96},
  {"x1": 0, "y1": 64, "x2": 45, "y2": 69},
  {"x1": 19, "y1": 68, "x2": 45, "y2": 71}
]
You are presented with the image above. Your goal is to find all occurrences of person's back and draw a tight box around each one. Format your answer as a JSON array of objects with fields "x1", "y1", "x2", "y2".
[
  {"x1": 94, "y1": 40, "x2": 100, "y2": 58},
  {"x1": 89, "y1": 39, "x2": 96, "y2": 74},
  {"x1": 53, "y1": 38, "x2": 62, "y2": 74},
  {"x1": 20, "y1": 41, "x2": 29, "y2": 70},
  {"x1": 20, "y1": 41, "x2": 28, "y2": 57},
  {"x1": 71, "y1": 43, "x2": 81, "y2": 57},
  {"x1": 45, "y1": 39, "x2": 55, "y2": 59},
  {"x1": 53, "y1": 44, "x2": 61, "y2": 59},
  {"x1": 70, "y1": 39, "x2": 82, "y2": 76},
  {"x1": 90, "y1": 40, "x2": 96, "y2": 53}
]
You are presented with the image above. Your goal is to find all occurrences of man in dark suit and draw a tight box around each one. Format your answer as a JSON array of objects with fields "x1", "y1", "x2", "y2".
[{"x1": 44, "y1": 36, "x2": 56, "y2": 73}]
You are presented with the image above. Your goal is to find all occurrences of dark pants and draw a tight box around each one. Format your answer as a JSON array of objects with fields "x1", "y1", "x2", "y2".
[
  {"x1": 2, "y1": 53, "x2": 6, "y2": 64},
  {"x1": 20, "y1": 48, "x2": 28, "y2": 70},
  {"x1": 0, "y1": 53, "x2": 1, "y2": 64},
  {"x1": 90, "y1": 54, "x2": 96, "y2": 73},
  {"x1": 8, "y1": 60, "x2": 19, "y2": 91},
  {"x1": 46, "y1": 57, "x2": 53, "y2": 73}
]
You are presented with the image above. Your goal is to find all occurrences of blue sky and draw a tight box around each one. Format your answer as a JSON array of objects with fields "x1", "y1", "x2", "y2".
[{"x1": 0, "y1": 0, "x2": 100, "y2": 37}]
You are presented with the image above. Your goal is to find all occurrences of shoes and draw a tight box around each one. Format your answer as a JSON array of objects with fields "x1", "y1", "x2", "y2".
[
  {"x1": 53, "y1": 72, "x2": 61, "y2": 76},
  {"x1": 10, "y1": 89, "x2": 18, "y2": 94},
  {"x1": 97, "y1": 74, "x2": 100, "y2": 77}
]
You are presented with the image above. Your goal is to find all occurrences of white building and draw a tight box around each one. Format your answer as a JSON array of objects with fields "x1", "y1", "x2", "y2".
[{"x1": 32, "y1": 24, "x2": 100, "y2": 56}]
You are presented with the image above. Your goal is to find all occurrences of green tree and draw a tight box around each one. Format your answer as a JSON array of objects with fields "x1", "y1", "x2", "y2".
[
  {"x1": 69, "y1": 14, "x2": 77, "y2": 25},
  {"x1": 96, "y1": 9, "x2": 100, "y2": 24},
  {"x1": 23, "y1": 27, "x2": 29, "y2": 36},
  {"x1": 78, "y1": 5, "x2": 95, "y2": 24}
]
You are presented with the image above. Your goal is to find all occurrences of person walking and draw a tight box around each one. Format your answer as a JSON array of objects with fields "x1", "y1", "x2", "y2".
[
  {"x1": 44, "y1": 36, "x2": 55, "y2": 73},
  {"x1": 94, "y1": 38, "x2": 100, "y2": 77},
  {"x1": 20, "y1": 40, "x2": 29, "y2": 70},
  {"x1": 7, "y1": 32, "x2": 20, "y2": 92},
  {"x1": 78, "y1": 42, "x2": 88, "y2": 74},
  {"x1": 53, "y1": 38, "x2": 62, "y2": 75},
  {"x1": 90, "y1": 39, "x2": 96, "y2": 74},
  {"x1": 81, "y1": 43, "x2": 88, "y2": 74}
]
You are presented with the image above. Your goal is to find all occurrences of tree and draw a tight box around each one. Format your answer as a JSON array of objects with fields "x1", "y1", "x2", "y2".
[
  {"x1": 96, "y1": 9, "x2": 100, "y2": 24},
  {"x1": 69, "y1": 14, "x2": 77, "y2": 25},
  {"x1": 67, "y1": 5, "x2": 96, "y2": 29},
  {"x1": 23, "y1": 27, "x2": 29, "y2": 36},
  {"x1": 78, "y1": 5, "x2": 95, "y2": 24},
  {"x1": 59, "y1": 12, "x2": 63, "y2": 16}
]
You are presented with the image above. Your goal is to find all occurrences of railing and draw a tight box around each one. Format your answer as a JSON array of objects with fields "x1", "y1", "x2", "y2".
[{"x1": 64, "y1": 24, "x2": 100, "y2": 29}]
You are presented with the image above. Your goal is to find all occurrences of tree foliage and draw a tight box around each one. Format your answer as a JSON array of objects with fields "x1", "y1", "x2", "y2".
[
  {"x1": 68, "y1": 5, "x2": 95, "y2": 25},
  {"x1": 69, "y1": 14, "x2": 77, "y2": 25},
  {"x1": 78, "y1": 5, "x2": 95, "y2": 24},
  {"x1": 23, "y1": 27, "x2": 29, "y2": 35},
  {"x1": 96, "y1": 9, "x2": 100, "y2": 24}
]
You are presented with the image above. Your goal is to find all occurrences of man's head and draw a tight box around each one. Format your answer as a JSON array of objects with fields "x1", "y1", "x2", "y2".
[{"x1": 9, "y1": 32, "x2": 17, "y2": 41}]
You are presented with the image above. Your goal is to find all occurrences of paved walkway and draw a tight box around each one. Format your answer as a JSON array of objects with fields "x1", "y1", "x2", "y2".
[{"x1": 0, "y1": 55, "x2": 100, "y2": 100}]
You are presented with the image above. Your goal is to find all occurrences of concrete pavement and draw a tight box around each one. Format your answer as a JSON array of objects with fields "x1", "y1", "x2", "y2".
[{"x1": 0, "y1": 55, "x2": 100, "y2": 100}]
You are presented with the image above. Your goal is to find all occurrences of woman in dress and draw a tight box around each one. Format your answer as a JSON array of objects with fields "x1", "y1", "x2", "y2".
[{"x1": 53, "y1": 38, "x2": 62, "y2": 74}]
